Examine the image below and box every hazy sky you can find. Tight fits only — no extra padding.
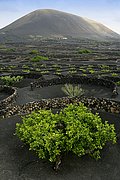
[0,0,120,34]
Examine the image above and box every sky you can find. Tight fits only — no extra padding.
[0,0,120,34]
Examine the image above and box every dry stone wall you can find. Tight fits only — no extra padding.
[0,85,17,113]
[0,75,119,118]
[2,96,120,118]
[33,75,116,90]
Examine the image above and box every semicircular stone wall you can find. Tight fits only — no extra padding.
[1,75,120,118]
[0,85,17,114]
[33,75,116,90]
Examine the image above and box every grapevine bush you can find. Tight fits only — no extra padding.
[78,49,92,54]
[31,55,49,62]
[16,103,116,169]
[0,75,23,86]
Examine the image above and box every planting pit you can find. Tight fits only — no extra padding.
[16,83,112,105]
[0,91,10,101]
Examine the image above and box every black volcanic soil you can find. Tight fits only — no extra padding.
[0,39,120,179]
[0,112,120,180]
[16,84,112,105]
[0,82,120,179]
[0,91,9,101]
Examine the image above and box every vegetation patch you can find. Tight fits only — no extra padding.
[111,73,118,77]
[31,55,49,62]
[0,76,23,86]
[78,49,92,54]
[62,84,85,97]
[29,49,39,54]
[116,81,120,86]
[16,103,116,170]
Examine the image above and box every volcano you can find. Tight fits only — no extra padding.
[0,9,119,41]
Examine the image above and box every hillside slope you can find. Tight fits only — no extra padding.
[0,9,119,40]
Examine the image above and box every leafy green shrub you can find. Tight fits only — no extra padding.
[54,72,61,75]
[78,49,92,54]
[101,69,111,73]
[111,73,118,77]
[7,65,16,70]
[22,69,30,73]
[89,69,95,74]
[31,55,49,62]
[41,70,49,74]
[88,65,94,68]
[0,76,23,86]
[16,103,116,170]
[29,49,39,54]
[69,70,77,74]
[116,81,120,86]
[22,65,29,69]
[79,68,86,73]
[99,65,110,69]
[62,84,84,97]
[52,64,60,68]
[82,73,87,76]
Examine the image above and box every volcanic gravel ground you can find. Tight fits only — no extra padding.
[0,81,120,179]
[16,84,113,105]
[0,92,9,101]
[0,112,120,180]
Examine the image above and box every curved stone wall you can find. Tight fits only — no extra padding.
[0,75,119,118]
[33,75,116,90]
[0,86,17,111]
[11,72,42,79]
[2,96,120,118]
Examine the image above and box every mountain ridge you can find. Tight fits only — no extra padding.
[0,9,119,41]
